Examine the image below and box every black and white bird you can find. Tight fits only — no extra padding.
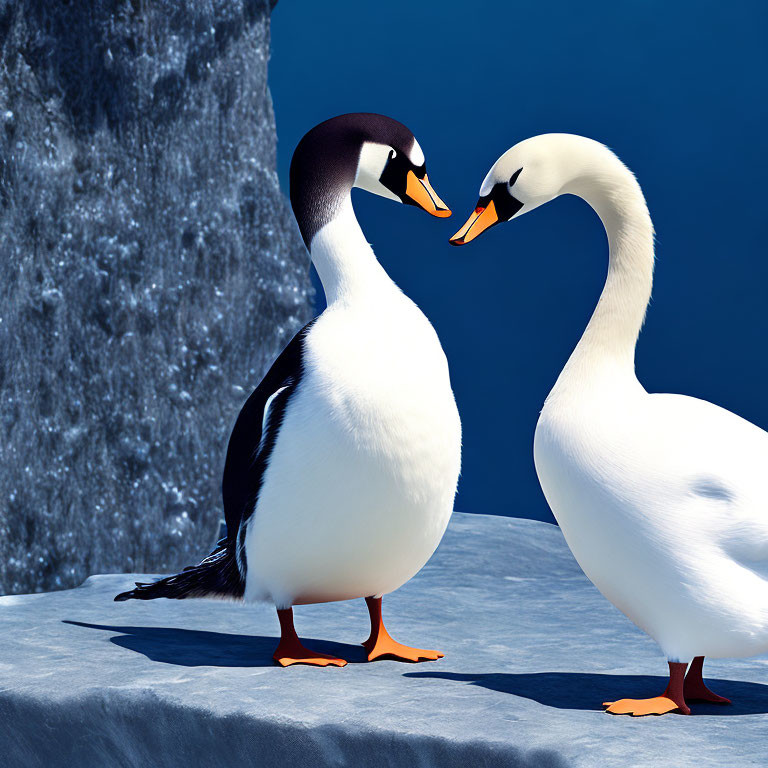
[116,114,462,667]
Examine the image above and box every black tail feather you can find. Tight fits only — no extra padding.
[114,539,245,602]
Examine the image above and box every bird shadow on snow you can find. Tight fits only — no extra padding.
[403,671,768,716]
[62,621,369,667]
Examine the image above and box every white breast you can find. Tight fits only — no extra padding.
[534,379,768,661]
[243,293,462,608]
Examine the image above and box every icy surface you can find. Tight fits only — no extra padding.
[1,513,767,767]
[0,0,312,594]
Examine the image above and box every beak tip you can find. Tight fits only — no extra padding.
[434,208,452,218]
[448,237,465,246]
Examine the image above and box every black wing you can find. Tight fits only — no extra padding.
[221,320,316,547]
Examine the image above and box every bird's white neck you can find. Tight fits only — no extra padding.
[552,148,654,395]
[309,197,396,307]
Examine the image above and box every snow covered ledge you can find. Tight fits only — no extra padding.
[2,513,767,767]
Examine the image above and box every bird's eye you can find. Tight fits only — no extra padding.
[509,168,523,187]
[389,149,397,160]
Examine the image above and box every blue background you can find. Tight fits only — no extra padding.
[270,0,768,522]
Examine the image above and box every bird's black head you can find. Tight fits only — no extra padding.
[290,113,451,248]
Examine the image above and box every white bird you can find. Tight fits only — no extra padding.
[117,114,462,668]
[451,133,768,715]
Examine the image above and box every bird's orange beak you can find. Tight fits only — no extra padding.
[449,200,499,245]
[404,171,452,217]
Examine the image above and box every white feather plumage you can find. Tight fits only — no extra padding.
[483,134,768,663]
[244,197,461,608]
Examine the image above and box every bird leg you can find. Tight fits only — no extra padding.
[272,607,347,667]
[603,661,691,716]
[684,656,731,703]
[362,596,444,663]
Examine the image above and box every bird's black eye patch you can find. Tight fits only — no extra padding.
[509,168,523,187]
[379,148,425,200]
[481,179,524,221]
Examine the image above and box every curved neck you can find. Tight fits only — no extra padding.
[309,197,395,306]
[556,153,654,389]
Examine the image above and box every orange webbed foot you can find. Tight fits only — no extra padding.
[362,596,444,663]
[603,661,691,716]
[603,696,689,716]
[273,642,347,668]
[273,607,347,667]
[363,633,444,663]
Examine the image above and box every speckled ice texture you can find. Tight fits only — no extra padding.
[1,513,767,767]
[0,0,312,594]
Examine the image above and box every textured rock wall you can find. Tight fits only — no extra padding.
[0,0,312,594]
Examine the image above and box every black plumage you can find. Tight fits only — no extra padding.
[114,321,314,602]
[290,113,420,247]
